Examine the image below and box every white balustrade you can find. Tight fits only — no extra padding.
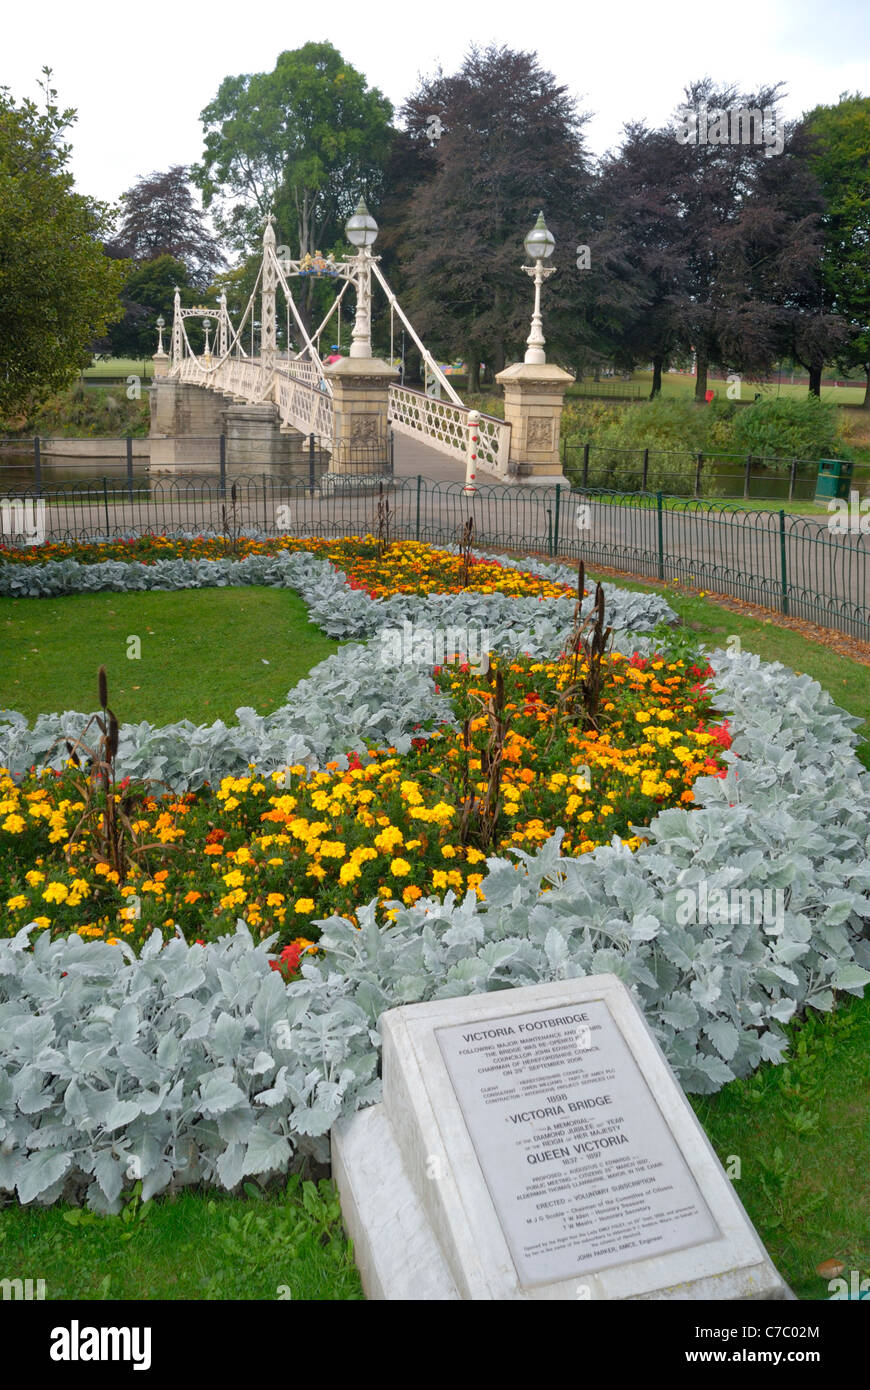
[388,385,511,476]
[171,354,334,444]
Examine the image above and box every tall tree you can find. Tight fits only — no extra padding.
[111,166,223,287]
[193,43,394,265]
[664,79,829,400]
[595,123,691,396]
[397,44,593,388]
[0,70,127,419]
[802,94,870,407]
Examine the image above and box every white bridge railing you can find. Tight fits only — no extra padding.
[388,386,511,476]
[273,369,334,442]
[173,355,334,444]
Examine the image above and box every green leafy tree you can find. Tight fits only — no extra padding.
[94,255,195,360]
[803,94,870,407]
[193,42,394,267]
[0,70,127,419]
[662,79,830,402]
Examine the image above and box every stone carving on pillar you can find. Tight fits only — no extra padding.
[527,416,554,449]
[351,416,380,443]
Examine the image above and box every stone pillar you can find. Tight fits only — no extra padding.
[152,350,170,379]
[148,378,225,468]
[323,356,397,476]
[495,361,575,484]
[222,402,327,479]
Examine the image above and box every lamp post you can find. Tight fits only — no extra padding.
[202,317,212,362]
[522,212,556,365]
[218,293,228,358]
[156,315,165,355]
[344,198,378,358]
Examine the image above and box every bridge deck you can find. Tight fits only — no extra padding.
[392,431,502,485]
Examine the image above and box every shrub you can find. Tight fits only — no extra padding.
[730,396,845,464]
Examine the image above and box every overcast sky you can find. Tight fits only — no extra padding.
[4,0,868,211]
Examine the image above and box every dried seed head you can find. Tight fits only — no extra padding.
[98,666,108,708]
[107,712,119,761]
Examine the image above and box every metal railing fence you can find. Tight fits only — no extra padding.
[563,442,869,502]
[0,475,867,642]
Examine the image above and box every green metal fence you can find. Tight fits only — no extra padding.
[562,442,869,503]
[1,473,867,641]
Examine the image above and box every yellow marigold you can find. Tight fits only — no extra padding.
[6,895,27,912]
[219,889,246,909]
[374,826,404,852]
[390,857,411,877]
[319,840,346,859]
[42,882,69,904]
[294,898,315,914]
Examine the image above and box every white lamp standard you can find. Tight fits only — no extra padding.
[344,198,378,358]
[155,315,166,354]
[202,317,212,363]
[522,212,557,365]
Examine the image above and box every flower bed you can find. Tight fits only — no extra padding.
[0,536,868,1211]
[1,650,729,950]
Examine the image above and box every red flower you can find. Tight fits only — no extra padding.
[270,941,304,980]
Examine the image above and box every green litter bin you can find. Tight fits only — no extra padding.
[814,458,853,501]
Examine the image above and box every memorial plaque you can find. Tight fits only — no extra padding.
[332,975,793,1300]
[435,997,719,1286]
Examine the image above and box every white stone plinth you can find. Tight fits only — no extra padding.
[332,975,794,1301]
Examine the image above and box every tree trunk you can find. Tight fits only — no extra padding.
[862,367,870,409]
[467,351,480,393]
[650,356,663,399]
[694,351,709,402]
[808,363,822,398]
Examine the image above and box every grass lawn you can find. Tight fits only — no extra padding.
[83,359,154,380]
[0,587,338,727]
[618,370,869,408]
[692,993,870,1300]
[0,1175,363,1301]
[572,489,836,517]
